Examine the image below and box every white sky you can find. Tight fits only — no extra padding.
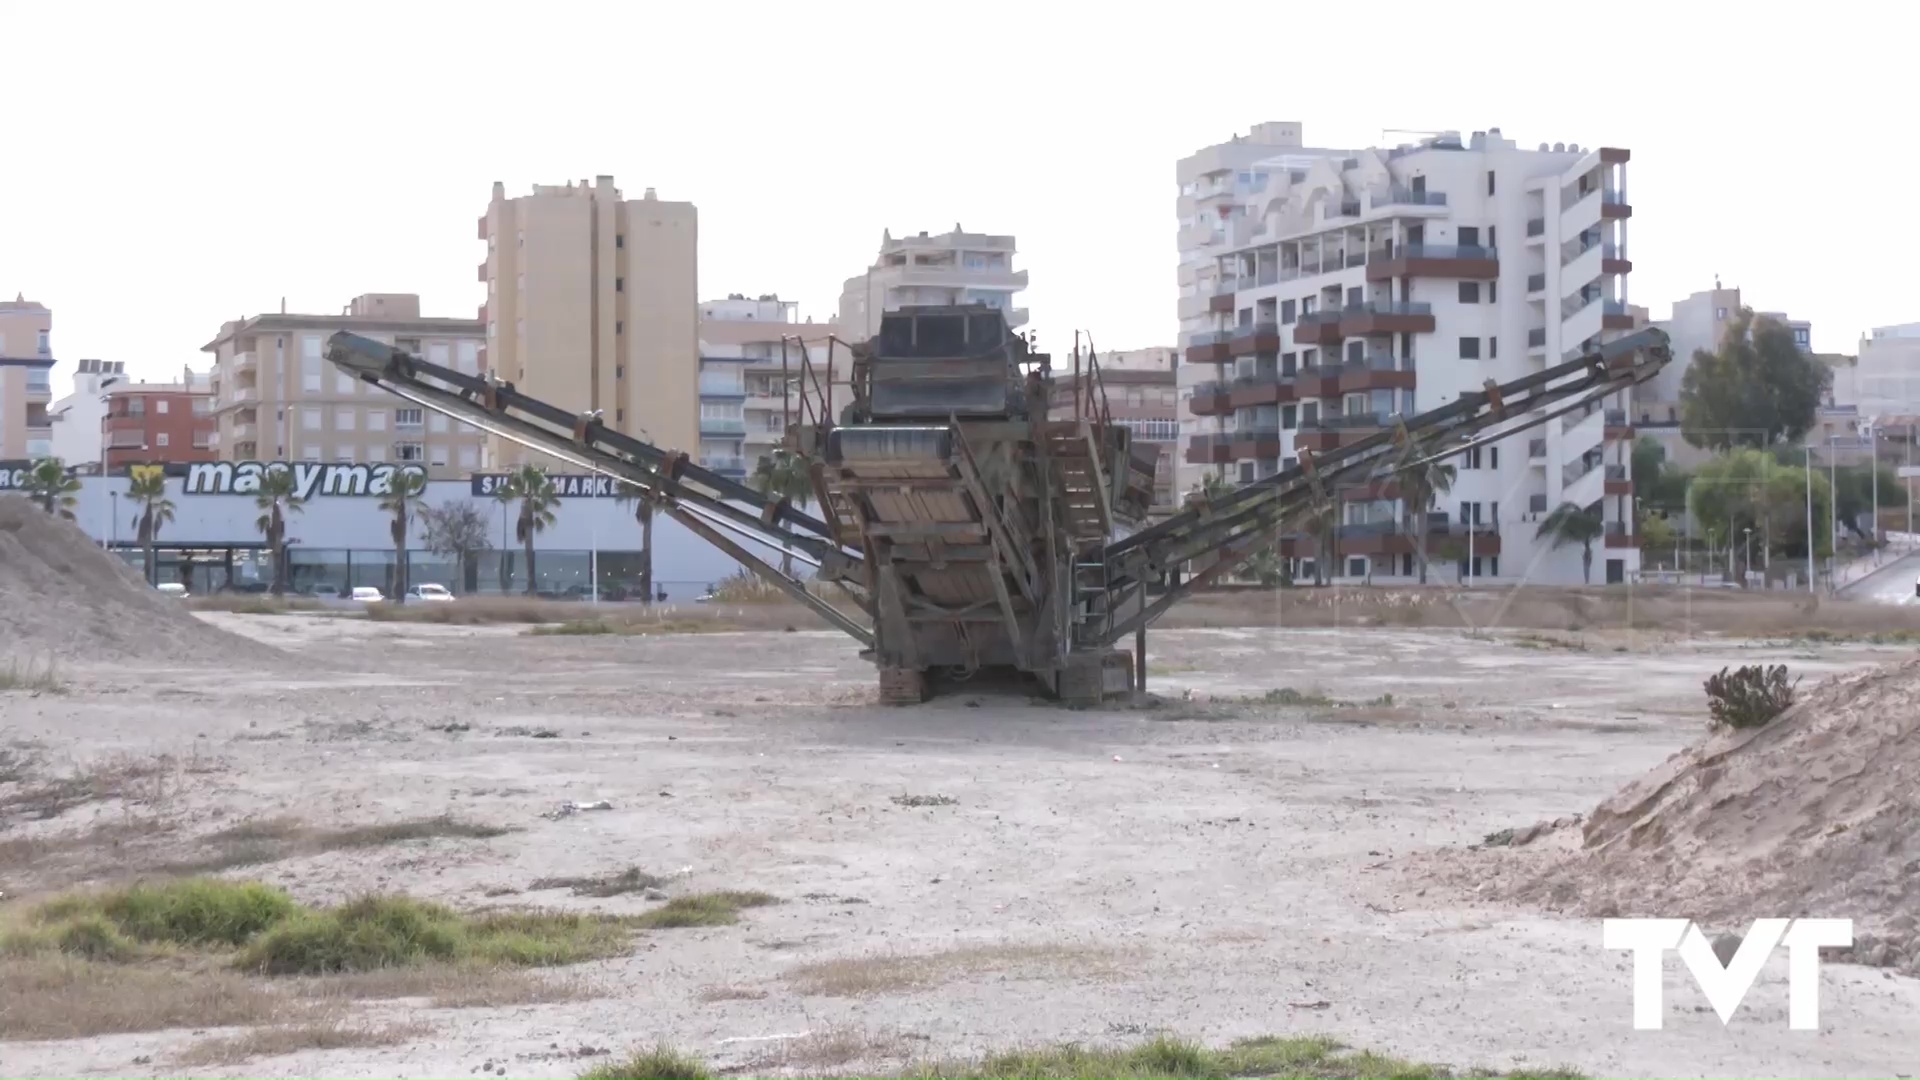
[4,1,1912,396]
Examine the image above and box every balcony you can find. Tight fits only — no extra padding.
[1601,300,1636,331]
[24,374,51,400]
[1604,408,1634,441]
[1600,242,1633,276]
[477,261,488,283]
[1527,273,1546,294]
[1335,353,1417,394]
[1338,301,1435,337]
[700,417,747,436]
[1189,381,1231,416]
[1184,330,1232,364]
[1604,463,1633,496]
[1291,311,1344,346]
[1228,372,1297,408]
[1604,520,1639,548]
[1230,425,1283,460]
[698,374,748,398]
[1295,412,1390,453]
[1365,244,1499,282]
[1601,190,1633,220]
[1528,327,1547,349]
[231,350,257,374]
[1526,218,1546,238]
[1528,437,1547,461]
[1209,280,1237,314]
[702,456,747,476]
[1372,186,1448,209]
[232,387,257,403]
[1186,433,1233,465]
[1228,321,1281,357]
[477,214,489,241]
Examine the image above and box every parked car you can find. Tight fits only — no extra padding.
[405,584,455,602]
[350,586,385,603]
[155,582,188,598]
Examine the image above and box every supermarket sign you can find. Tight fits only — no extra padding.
[183,461,427,499]
[470,473,630,499]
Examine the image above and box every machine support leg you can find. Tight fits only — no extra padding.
[1134,626,1147,693]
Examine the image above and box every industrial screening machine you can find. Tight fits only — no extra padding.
[327,306,1670,705]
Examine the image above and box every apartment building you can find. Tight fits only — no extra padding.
[696,294,840,477]
[1050,346,1181,515]
[100,368,218,472]
[48,359,127,470]
[837,227,1026,341]
[480,177,698,466]
[1850,323,1920,418]
[200,294,485,477]
[1178,124,1640,585]
[0,295,55,461]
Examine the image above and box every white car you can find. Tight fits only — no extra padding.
[406,584,455,602]
[350,586,385,603]
[156,583,188,598]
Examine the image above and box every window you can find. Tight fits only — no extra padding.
[616,321,624,335]
[1458,282,1480,303]
[430,413,448,433]
[156,433,170,447]
[458,445,478,469]
[616,365,625,378]
[616,235,625,249]
[1281,404,1298,430]
[367,411,387,432]
[301,445,322,462]
[1490,446,1499,469]
[430,446,449,467]
[36,329,50,355]
[457,341,480,373]
[428,342,451,369]
[395,442,425,462]
[395,408,424,428]
[615,277,624,292]
[365,444,386,463]
[1280,299,1297,324]
[301,336,323,391]
[1715,307,1728,319]
[154,399,169,415]
[1486,170,1496,196]
[191,398,211,416]
[336,410,356,431]
[302,407,321,430]
[336,370,356,395]
[1459,337,1481,359]
[1489,336,1498,359]
[1488,280,1497,303]
[1348,557,1367,578]
[128,397,146,416]
[1487,226,1496,249]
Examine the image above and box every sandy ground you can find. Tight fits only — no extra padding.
[4,614,1919,1080]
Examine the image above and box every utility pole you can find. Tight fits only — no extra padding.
[1805,446,1815,595]
[1869,423,1879,560]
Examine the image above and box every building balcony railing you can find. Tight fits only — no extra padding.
[1228,372,1298,408]
[1228,321,1281,357]
[1338,301,1436,336]
[1184,329,1233,364]
[1601,190,1633,219]
[1291,310,1345,346]
[699,418,747,436]
[701,456,746,474]
[1365,244,1498,282]
[1374,186,1448,208]
[1189,380,1231,416]
[1185,433,1234,465]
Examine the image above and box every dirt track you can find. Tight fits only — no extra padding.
[4,613,1919,1079]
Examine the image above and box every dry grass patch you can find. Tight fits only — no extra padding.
[783,942,1115,998]
[158,813,513,876]
[0,953,292,1040]
[694,983,768,1003]
[749,1026,908,1072]
[0,656,65,693]
[0,751,188,823]
[293,965,591,1008]
[530,866,663,897]
[174,1018,431,1066]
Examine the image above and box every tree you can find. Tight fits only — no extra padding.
[614,485,656,604]
[504,464,558,596]
[129,470,176,586]
[419,500,492,595]
[750,450,815,577]
[1631,436,1690,513]
[1680,310,1829,451]
[1536,501,1605,584]
[1432,535,1469,584]
[1639,512,1677,562]
[490,483,516,594]
[1691,449,1832,563]
[379,470,429,602]
[21,457,81,520]
[1392,445,1456,584]
[252,467,304,596]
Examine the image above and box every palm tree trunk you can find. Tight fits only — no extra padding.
[1415,526,1429,585]
[1582,544,1593,584]
[499,551,512,595]
[523,534,537,596]
[269,517,286,596]
[393,525,407,603]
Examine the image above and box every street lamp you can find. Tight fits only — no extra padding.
[1743,527,1753,587]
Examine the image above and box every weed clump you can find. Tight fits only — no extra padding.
[235,894,632,975]
[632,891,779,929]
[1704,664,1798,730]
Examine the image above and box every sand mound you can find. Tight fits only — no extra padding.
[0,495,277,666]
[1516,655,1920,970]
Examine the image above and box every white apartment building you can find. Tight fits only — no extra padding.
[696,294,840,478]
[200,294,486,478]
[837,227,1026,341]
[481,177,698,466]
[1851,323,1920,418]
[0,295,55,461]
[48,358,126,469]
[1177,123,1640,585]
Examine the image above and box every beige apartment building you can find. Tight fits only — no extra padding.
[836,227,1026,341]
[1049,346,1181,514]
[695,295,840,477]
[0,295,56,461]
[200,294,485,477]
[480,176,698,466]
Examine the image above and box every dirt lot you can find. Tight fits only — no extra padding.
[4,608,1919,1079]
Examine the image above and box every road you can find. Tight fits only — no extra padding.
[1840,548,1920,605]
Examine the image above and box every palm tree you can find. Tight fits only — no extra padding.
[1392,445,1457,584]
[615,484,656,604]
[129,470,176,586]
[750,450,815,576]
[253,467,304,596]
[505,464,558,596]
[22,457,81,520]
[379,470,429,602]
[1536,501,1605,584]
[491,483,517,594]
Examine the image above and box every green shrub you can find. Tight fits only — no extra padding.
[1704,664,1798,730]
[235,894,632,975]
